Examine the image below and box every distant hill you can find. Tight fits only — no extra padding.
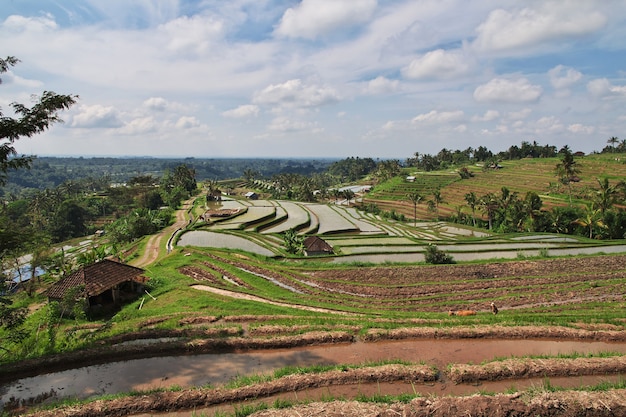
[1,156,336,197]
[364,153,626,220]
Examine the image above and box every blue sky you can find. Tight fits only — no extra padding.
[1,0,625,159]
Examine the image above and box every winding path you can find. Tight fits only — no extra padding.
[131,197,195,268]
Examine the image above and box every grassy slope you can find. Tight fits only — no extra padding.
[364,153,626,220]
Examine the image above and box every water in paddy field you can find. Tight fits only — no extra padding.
[2,338,626,409]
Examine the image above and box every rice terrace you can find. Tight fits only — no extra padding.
[3,152,626,417]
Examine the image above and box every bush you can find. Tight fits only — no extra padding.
[424,244,455,264]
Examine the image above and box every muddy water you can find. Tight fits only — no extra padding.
[2,338,626,408]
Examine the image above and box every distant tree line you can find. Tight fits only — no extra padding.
[1,157,334,199]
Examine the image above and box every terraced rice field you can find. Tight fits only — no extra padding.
[178,249,626,318]
[186,198,626,262]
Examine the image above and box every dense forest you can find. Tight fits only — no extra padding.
[1,157,335,198]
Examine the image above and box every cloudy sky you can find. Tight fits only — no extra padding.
[1,0,625,159]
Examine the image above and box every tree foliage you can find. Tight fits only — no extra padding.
[283,229,304,255]
[0,56,77,186]
[424,244,455,264]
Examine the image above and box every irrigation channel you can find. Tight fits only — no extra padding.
[2,338,626,413]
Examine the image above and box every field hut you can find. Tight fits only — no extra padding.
[244,191,258,200]
[303,236,334,256]
[47,259,148,311]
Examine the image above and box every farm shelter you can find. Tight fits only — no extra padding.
[244,191,258,200]
[303,236,334,256]
[47,259,148,310]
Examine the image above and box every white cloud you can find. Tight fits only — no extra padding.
[402,49,471,80]
[175,116,200,129]
[70,104,123,128]
[548,65,582,89]
[535,116,564,133]
[274,0,377,39]
[473,3,606,54]
[120,116,158,134]
[568,123,595,134]
[365,76,399,95]
[158,14,224,56]
[412,110,464,124]
[587,78,626,98]
[222,104,259,118]
[474,78,543,103]
[0,71,43,88]
[143,97,169,111]
[253,79,340,108]
[3,14,58,32]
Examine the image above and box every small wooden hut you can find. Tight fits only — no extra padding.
[303,236,334,256]
[47,259,148,310]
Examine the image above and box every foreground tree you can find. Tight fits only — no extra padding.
[1,56,77,186]
[1,56,76,340]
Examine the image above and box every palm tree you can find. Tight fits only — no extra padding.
[593,177,619,213]
[406,192,423,226]
[555,147,581,205]
[342,189,355,205]
[479,193,499,230]
[432,189,444,219]
[464,191,478,227]
[607,136,619,152]
[574,203,605,239]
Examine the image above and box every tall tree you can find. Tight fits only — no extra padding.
[607,136,619,153]
[593,177,619,213]
[479,193,499,230]
[431,188,444,219]
[554,146,581,205]
[574,203,605,239]
[1,56,76,341]
[406,192,423,227]
[464,191,479,227]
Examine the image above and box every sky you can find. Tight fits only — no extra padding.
[1,0,625,159]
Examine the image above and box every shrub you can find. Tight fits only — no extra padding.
[424,244,455,264]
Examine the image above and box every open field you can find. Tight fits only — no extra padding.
[4,247,626,416]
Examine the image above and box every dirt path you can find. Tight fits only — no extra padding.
[131,197,195,268]
[192,285,358,315]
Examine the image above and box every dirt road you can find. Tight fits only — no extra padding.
[131,197,196,268]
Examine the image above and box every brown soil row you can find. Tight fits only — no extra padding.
[449,355,626,383]
[252,390,626,417]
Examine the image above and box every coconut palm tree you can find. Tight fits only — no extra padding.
[406,192,423,226]
[431,188,444,219]
[555,146,581,205]
[607,136,619,152]
[573,203,605,239]
[593,177,619,213]
[479,193,499,230]
[464,191,479,227]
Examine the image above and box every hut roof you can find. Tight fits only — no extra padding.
[303,236,333,253]
[47,259,146,299]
